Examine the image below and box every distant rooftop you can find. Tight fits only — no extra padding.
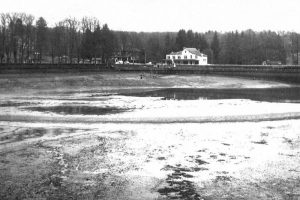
[168,48,206,57]
[183,47,206,57]
[169,51,183,55]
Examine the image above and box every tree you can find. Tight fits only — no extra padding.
[239,29,262,64]
[211,32,220,64]
[290,33,300,64]
[23,14,35,63]
[49,25,63,63]
[15,18,24,63]
[164,33,174,55]
[186,30,194,47]
[0,13,11,63]
[203,48,213,64]
[6,13,19,63]
[59,17,81,63]
[36,17,47,63]
[199,34,209,51]
[0,14,6,63]
[146,35,162,63]
[81,28,93,62]
[220,31,242,64]
[1,11,298,65]
[0,29,4,63]
[81,16,99,32]
[175,29,187,50]
[94,24,102,61]
[100,24,116,64]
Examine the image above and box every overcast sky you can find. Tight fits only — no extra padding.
[1,0,300,32]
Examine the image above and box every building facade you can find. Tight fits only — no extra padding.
[112,48,144,64]
[165,47,208,65]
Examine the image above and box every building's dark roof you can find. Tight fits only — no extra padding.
[165,58,203,61]
[169,51,182,55]
[168,48,207,57]
[184,47,206,57]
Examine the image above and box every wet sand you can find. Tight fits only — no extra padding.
[0,72,300,199]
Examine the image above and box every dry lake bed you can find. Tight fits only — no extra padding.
[1,72,300,199]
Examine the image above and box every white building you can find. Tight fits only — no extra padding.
[165,47,208,65]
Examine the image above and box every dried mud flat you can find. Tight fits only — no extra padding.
[1,72,300,200]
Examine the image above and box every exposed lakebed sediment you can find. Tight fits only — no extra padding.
[1,73,300,199]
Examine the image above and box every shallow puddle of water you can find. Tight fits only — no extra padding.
[0,127,88,144]
[122,87,300,102]
[0,128,47,144]
[25,106,129,115]
[0,101,35,107]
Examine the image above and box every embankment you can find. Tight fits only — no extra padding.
[1,63,300,84]
[0,64,108,74]
[114,64,300,84]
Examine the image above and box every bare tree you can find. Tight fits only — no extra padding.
[7,13,19,63]
[81,16,99,33]
[23,14,35,63]
[61,17,81,63]
[36,17,47,63]
[0,13,8,63]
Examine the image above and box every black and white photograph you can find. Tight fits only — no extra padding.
[0,0,300,199]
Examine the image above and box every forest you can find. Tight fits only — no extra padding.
[0,12,299,65]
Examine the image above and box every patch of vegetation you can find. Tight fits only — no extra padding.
[0,101,34,107]
[252,139,268,145]
[0,128,47,143]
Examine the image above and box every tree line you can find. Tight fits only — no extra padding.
[0,13,116,64]
[0,12,299,65]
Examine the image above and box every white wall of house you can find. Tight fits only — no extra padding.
[166,48,207,65]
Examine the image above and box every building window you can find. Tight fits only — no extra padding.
[190,55,193,59]
[184,56,187,59]
[172,56,175,59]
[178,56,181,59]
[195,56,198,59]
[167,56,170,59]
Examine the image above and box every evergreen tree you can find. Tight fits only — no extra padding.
[203,48,213,64]
[211,32,220,64]
[199,34,209,51]
[100,24,115,64]
[164,33,174,54]
[186,30,194,47]
[81,28,93,62]
[175,29,187,50]
[146,36,162,62]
